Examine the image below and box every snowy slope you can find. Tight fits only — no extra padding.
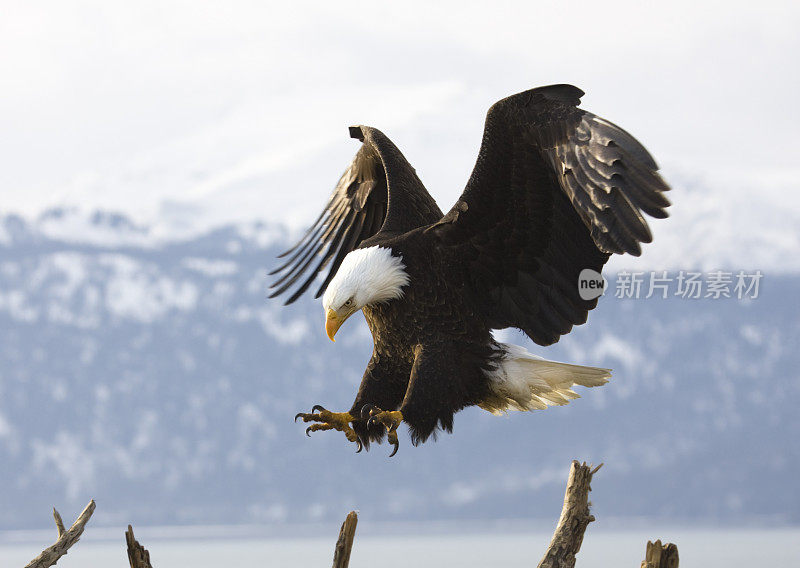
[0,210,798,529]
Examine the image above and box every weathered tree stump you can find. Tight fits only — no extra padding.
[126,525,154,568]
[641,539,679,568]
[332,510,358,568]
[537,461,600,568]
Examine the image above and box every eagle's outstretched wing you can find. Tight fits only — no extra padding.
[432,84,670,345]
[269,126,442,304]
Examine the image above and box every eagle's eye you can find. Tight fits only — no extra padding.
[344,298,353,308]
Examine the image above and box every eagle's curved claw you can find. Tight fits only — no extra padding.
[360,403,378,420]
[389,437,399,457]
[305,426,313,437]
[355,439,363,453]
[312,404,326,414]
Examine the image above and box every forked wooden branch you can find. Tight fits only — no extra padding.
[24,500,96,568]
[537,461,601,568]
[332,510,358,568]
[126,525,155,568]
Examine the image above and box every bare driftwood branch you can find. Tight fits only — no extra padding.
[126,525,155,568]
[332,510,358,568]
[537,461,601,568]
[24,500,96,568]
[641,539,679,568]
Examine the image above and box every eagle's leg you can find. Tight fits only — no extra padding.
[361,404,404,457]
[294,405,362,451]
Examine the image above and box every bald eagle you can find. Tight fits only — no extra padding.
[271,85,670,455]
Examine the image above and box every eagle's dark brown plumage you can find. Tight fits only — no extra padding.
[271,85,670,454]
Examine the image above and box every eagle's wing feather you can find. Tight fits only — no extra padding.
[270,126,441,304]
[432,84,670,345]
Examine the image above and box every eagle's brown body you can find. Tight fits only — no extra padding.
[272,85,670,451]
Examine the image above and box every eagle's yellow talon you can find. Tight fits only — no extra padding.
[295,406,358,447]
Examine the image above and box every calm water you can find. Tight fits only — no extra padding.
[3,525,799,567]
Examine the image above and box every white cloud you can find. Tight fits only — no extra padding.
[1,0,798,268]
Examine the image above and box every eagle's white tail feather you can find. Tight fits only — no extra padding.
[479,343,611,415]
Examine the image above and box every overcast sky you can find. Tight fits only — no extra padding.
[1,0,798,233]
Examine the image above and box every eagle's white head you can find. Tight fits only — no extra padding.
[322,246,409,341]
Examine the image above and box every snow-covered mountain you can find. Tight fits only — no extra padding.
[0,208,797,530]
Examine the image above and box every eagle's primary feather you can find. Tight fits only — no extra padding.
[272,84,670,451]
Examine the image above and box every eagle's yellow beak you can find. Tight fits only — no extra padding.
[326,309,343,342]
